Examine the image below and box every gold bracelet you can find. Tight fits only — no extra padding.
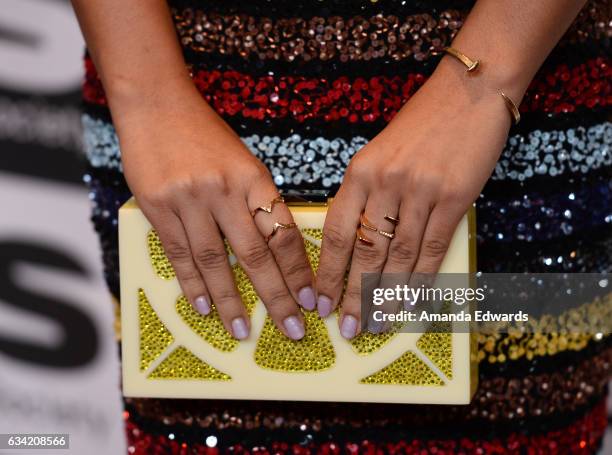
[499,90,521,125]
[443,46,521,125]
[443,46,480,72]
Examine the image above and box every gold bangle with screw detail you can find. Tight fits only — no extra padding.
[442,46,521,125]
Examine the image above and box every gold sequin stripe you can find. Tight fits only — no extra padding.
[125,344,611,429]
[172,1,611,63]
[477,292,612,364]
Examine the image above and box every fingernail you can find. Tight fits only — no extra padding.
[298,287,316,311]
[231,317,249,340]
[194,296,211,315]
[340,315,358,339]
[317,295,333,318]
[283,315,305,340]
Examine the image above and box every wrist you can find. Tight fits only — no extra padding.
[424,55,519,126]
[105,69,199,125]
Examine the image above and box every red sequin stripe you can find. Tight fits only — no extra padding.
[84,57,611,122]
[125,399,608,455]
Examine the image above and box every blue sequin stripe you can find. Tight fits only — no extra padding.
[81,115,611,187]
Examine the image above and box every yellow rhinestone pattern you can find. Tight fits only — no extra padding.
[301,228,324,241]
[175,264,258,352]
[478,292,612,364]
[147,229,176,280]
[139,288,174,371]
[350,331,397,355]
[254,310,335,372]
[301,229,322,272]
[360,351,444,386]
[148,346,231,380]
[417,332,452,379]
[176,295,238,352]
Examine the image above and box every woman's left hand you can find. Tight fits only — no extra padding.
[315,61,516,339]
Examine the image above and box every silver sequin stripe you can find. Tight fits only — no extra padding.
[82,115,611,186]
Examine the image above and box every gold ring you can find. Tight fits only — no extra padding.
[378,230,395,239]
[384,215,400,225]
[358,213,396,244]
[266,221,297,242]
[251,196,285,217]
[359,213,378,232]
[356,227,375,246]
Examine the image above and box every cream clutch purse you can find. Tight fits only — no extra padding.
[119,197,477,404]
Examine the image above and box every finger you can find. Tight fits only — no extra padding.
[379,195,430,314]
[316,180,367,319]
[179,205,250,340]
[340,192,400,338]
[215,199,306,340]
[140,205,210,314]
[249,189,315,311]
[412,202,465,275]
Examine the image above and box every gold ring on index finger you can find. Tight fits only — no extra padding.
[251,196,285,217]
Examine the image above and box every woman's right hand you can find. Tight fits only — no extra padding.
[114,84,314,341]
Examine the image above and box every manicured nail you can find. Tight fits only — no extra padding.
[298,287,316,311]
[231,317,249,340]
[194,296,211,315]
[317,295,333,317]
[283,316,305,340]
[340,315,358,339]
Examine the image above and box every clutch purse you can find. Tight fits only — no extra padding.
[119,196,477,404]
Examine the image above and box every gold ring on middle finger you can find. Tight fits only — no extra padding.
[266,221,298,243]
[359,213,396,241]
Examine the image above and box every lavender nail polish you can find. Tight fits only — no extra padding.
[231,317,249,340]
[283,316,305,340]
[298,287,316,311]
[340,315,358,339]
[317,295,333,317]
[194,296,211,315]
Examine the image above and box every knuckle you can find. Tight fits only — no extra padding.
[270,226,302,251]
[343,286,362,303]
[213,289,241,307]
[142,187,173,209]
[200,170,230,196]
[353,241,386,266]
[346,156,369,182]
[409,171,443,195]
[264,288,291,310]
[388,239,418,264]
[194,247,227,270]
[282,259,312,282]
[322,224,352,252]
[240,243,273,270]
[164,241,192,262]
[250,163,272,181]
[422,237,449,258]
[317,262,346,290]
[378,164,404,183]
[177,270,202,284]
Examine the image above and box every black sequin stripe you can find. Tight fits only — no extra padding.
[481,167,611,199]
[168,0,476,19]
[80,101,612,142]
[181,40,609,78]
[124,393,606,448]
[479,335,611,378]
[477,225,612,273]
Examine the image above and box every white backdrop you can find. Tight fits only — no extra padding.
[0,0,125,453]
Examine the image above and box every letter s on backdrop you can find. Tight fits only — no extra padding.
[0,0,83,94]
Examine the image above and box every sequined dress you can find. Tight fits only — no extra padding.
[81,0,612,453]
